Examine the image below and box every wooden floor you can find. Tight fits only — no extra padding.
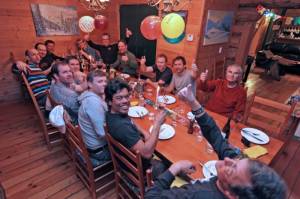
[0,68,299,199]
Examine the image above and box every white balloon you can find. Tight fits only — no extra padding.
[78,16,95,33]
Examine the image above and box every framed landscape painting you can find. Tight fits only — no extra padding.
[203,10,234,46]
[31,4,79,36]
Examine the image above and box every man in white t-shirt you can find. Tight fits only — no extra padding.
[163,56,198,95]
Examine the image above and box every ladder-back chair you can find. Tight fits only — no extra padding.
[64,119,115,199]
[21,72,62,149]
[243,93,296,140]
[106,133,152,199]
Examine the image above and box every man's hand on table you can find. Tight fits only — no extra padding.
[169,160,196,176]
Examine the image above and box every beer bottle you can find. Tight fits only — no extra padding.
[222,117,231,139]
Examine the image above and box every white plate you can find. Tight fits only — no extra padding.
[128,106,149,118]
[241,128,270,144]
[202,160,218,179]
[187,112,195,120]
[149,124,175,140]
[157,95,176,105]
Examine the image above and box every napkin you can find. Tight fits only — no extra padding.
[243,145,268,159]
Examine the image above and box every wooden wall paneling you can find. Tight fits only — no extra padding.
[196,0,239,77]
[0,0,107,105]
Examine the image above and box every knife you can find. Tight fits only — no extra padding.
[241,130,264,142]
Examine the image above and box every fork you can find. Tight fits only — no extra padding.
[242,129,259,136]
[135,111,143,118]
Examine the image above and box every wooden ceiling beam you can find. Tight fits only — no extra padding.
[239,2,300,9]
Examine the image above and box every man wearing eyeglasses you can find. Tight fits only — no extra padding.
[145,85,286,199]
[197,64,246,122]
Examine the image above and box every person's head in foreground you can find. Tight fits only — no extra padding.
[87,70,107,96]
[172,56,187,74]
[225,64,243,86]
[105,78,131,115]
[173,84,287,199]
[216,157,286,199]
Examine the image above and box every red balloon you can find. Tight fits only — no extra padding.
[140,16,161,40]
[94,15,108,30]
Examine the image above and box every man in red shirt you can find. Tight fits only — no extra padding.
[197,64,246,122]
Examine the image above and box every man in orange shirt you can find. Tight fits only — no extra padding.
[197,64,246,122]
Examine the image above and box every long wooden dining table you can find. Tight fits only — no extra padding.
[131,86,284,180]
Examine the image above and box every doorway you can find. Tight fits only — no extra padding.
[120,4,158,65]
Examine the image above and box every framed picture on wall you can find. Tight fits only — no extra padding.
[203,10,234,46]
[31,4,79,36]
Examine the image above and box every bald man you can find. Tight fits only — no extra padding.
[197,64,246,122]
[16,49,51,107]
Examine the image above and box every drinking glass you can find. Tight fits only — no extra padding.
[148,112,155,121]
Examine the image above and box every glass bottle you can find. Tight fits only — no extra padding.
[222,117,231,139]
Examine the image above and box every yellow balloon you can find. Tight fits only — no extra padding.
[161,13,185,39]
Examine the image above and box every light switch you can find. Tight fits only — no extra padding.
[187,34,193,41]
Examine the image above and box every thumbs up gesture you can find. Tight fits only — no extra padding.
[200,69,208,82]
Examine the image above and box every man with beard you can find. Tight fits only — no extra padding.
[162,56,198,95]
[110,40,138,76]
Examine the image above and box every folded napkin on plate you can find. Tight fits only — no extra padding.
[243,145,268,159]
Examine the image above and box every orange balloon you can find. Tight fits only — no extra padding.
[140,16,161,40]
[94,15,108,30]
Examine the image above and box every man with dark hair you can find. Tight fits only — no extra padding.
[163,56,198,95]
[78,70,110,166]
[145,85,287,199]
[110,40,138,76]
[50,61,79,123]
[44,39,64,62]
[35,42,53,70]
[83,28,132,65]
[105,79,167,178]
[76,38,103,69]
[140,54,173,87]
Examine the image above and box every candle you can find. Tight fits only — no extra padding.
[156,86,160,108]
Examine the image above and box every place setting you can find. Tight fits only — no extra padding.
[149,123,176,140]
[128,106,149,118]
[240,127,270,145]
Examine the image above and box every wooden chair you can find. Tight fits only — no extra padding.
[212,56,226,80]
[21,73,62,149]
[243,93,296,140]
[46,91,72,159]
[106,133,152,199]
[64,119,115,199]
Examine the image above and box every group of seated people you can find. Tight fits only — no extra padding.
[11,32,286,199]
